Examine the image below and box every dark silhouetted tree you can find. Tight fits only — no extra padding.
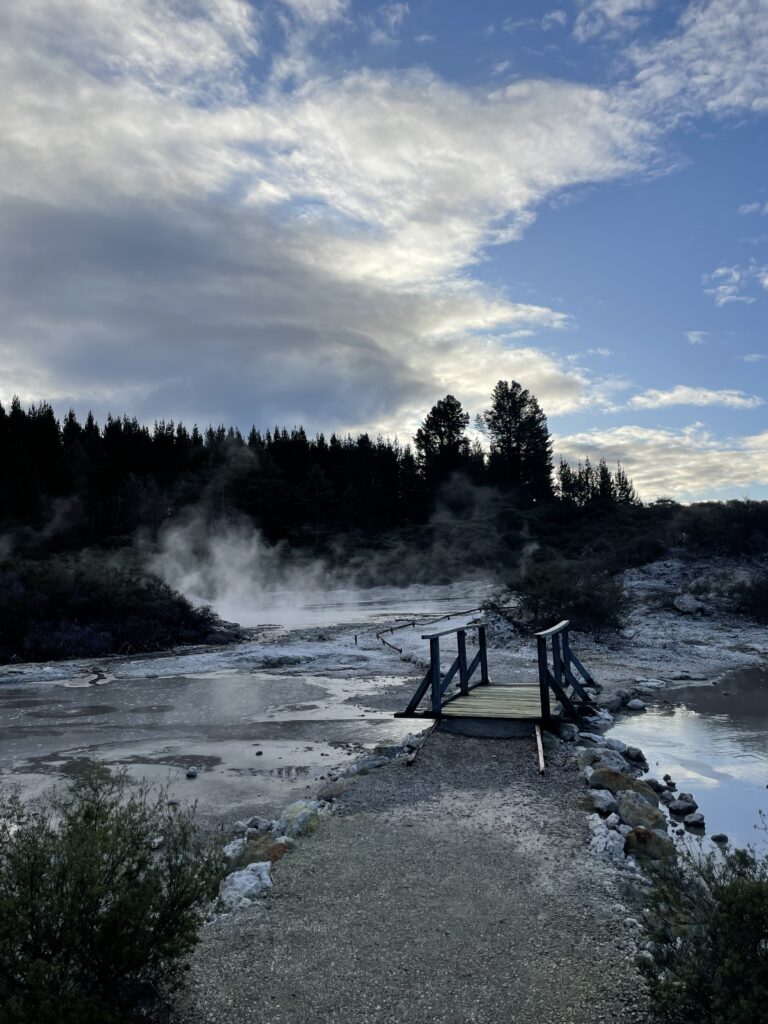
[414,394,471,488]
[477,380,553,503]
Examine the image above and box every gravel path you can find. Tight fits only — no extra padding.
[174,732,651,1024]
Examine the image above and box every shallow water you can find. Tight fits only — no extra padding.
[607,666,768,848]
[0,582,494,819]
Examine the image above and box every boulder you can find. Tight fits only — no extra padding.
[684,812,705,829]
[673,594,707,615]
[599,695,623,713]
[245,816,272,833]
[617,791,668,832]
[559,723,580,742]
[589,768,659,805]
[625,746,647,763]
[659,790,676,805]
[592,749,631,773]
[578,749,600,768]
[578,732,607,747]
[219,861,272,911]
[281,799,324,838]
[624,827,675,864]
[668,794,698,816]
[591,789,619,815]
[711,833,729,845]
[605,737,628,754]
[626,699,646,712]
[646,778,667,793]
[605,812,621,830]
[223,837,246,860]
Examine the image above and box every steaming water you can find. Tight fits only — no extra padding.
[607,666,768,848]
[0,582,493,820]
[215,580,496,628]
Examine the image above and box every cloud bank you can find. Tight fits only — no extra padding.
[0,0,766,498]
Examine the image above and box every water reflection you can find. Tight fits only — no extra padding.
[608,667,768,847]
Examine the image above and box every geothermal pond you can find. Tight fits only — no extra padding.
[607,666,768,849]
[0,582,493,823]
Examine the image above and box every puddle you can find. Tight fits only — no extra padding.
[607,666,768,847]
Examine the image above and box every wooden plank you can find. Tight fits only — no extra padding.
[442,712,544,720]
[534,620,570,639]
[535,724,545,774]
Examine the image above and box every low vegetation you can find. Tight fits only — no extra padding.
[0,765,224,1024]
[0,554,219,663]
[639,838,768,1024]
[501,554,627,631]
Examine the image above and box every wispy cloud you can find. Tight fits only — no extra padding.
[369,2,409,45]
[629,385,764,410]
[743,353,767,363]
[542,10,568,31]
[685,330,707,345]
[280,0,349,25]
[574,0,657,42]
[703,263,768,306]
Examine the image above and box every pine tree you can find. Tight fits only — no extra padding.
[477,380,553,503]
[414,394,471,487]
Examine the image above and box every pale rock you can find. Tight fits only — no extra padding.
[219,861,272,911]
[223,837,246,860]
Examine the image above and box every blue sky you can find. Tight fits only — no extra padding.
[0,0,766,500]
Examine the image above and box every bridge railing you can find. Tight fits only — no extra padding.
[534,620,595,720]
[395,623,489,718]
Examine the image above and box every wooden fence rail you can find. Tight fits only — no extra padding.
[534,619,595,720]
[395,624,489,718]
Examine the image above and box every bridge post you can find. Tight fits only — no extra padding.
[536,635,551,720]
[430,637,442,714]
[457,629,469,695]
[478,625,490,684]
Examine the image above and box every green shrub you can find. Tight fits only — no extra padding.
[0,765,224,1024]
[638,842,768,1024]
[503,554,627,630]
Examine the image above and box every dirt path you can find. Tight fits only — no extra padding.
[174,733,651,1024]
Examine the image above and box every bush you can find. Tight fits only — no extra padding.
[0,554,219,662]
[638,842,768,1024]
[503,554,627,631]
[0,765,224,1024]
[729,571,768,624]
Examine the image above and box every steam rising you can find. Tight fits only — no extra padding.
[150,516,337,627]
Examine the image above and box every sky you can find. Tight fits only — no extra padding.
[1,0,767,502]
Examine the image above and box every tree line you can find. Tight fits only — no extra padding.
[0,381,637,550]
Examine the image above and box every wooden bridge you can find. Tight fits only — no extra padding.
[395,619,596,737]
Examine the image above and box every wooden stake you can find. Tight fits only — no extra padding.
[535,724,545,775]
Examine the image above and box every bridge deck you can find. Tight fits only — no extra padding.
[441,684,542,720]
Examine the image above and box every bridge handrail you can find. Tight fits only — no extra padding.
[421,622,482,640]
[533,619,570,639]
